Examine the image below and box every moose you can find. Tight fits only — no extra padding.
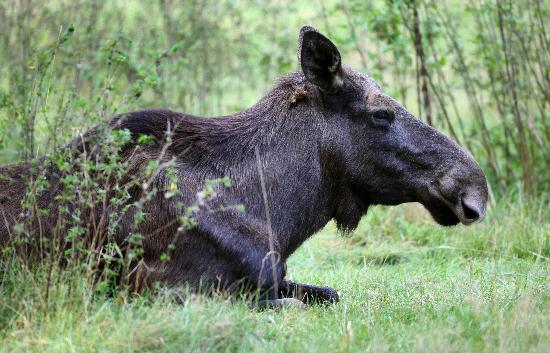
[0,26,488,308]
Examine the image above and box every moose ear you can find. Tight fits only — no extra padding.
[298,26,343,91]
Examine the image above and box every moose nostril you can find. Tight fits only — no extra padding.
[461,196,480,221]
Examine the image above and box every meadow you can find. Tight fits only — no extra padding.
[0,1,548,352]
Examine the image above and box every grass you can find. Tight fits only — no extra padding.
[0,196,548,353]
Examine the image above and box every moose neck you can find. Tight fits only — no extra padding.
[189,73,361,258]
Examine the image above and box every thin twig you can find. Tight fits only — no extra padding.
[255,146,279,297]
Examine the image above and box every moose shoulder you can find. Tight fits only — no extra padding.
[0,26,488,308]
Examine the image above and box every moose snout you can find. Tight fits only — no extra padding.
[457,189,486,224]
[428,157,489,226]
[437,164,489,225]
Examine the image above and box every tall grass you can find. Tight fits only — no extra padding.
[1,197,548,352]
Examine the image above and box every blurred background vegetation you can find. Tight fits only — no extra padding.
[0,0,548,196]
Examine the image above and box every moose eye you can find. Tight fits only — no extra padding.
[370,110,394,127]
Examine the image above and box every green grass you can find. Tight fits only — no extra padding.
[1,197,548,353]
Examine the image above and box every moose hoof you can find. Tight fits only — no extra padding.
[301,285,339,305]
[253,298,308,310]
[319,286,339,304]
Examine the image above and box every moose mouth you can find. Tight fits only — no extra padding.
[423,198,461,226]
[422,189,484,226]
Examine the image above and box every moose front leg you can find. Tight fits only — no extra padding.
[197,211,286,300]
[254,279,339,309]
[280,279,339,305]
[196,212,314,309]
[173,211,335,309]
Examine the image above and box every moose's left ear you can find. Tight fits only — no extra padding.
[298,26,343,91]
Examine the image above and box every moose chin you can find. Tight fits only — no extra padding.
[0,26,488,308]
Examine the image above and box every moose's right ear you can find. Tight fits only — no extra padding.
[298,26,343,91]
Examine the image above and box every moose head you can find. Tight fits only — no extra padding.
[298,26,488,227]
